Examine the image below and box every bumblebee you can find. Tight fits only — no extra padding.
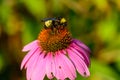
[41,17,67,30]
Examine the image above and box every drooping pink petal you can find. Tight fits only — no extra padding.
[67,49,90,77]
[45,52,54,79]
[25,48,41,68]
[51,53,57,78]
[22,40,39,52]
[68,46,84,60]
[54,52,66,80]
[26,48,42,80]
[58,51,76,80]
[70,43,90,66]
[60,49,67,54]
[73,39,91,53]
[21,47,39,69]
[31,52,46,80]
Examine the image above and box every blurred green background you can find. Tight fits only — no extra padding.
[0,0,120,80]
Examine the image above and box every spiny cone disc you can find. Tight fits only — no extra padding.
[38,28,72,52]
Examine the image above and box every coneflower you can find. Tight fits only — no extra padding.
[21,17,91,80]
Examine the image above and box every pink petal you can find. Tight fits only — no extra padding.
[51,53,57,78]
[22,40,39,52]
[31,52,46,80]
[71,42,90,66]
[60,49,67,54]
[69,46,84,60]
[25,48,41,68]
[26,48,41,80]
[21,47,39,69]
[54,52,66,80]
[67,49,90,77]
[45,53,54,79]
[54,52,76,80]
[58,51,76,80]
[73,39,91,53]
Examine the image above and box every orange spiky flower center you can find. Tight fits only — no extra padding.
[38,27,72,52]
